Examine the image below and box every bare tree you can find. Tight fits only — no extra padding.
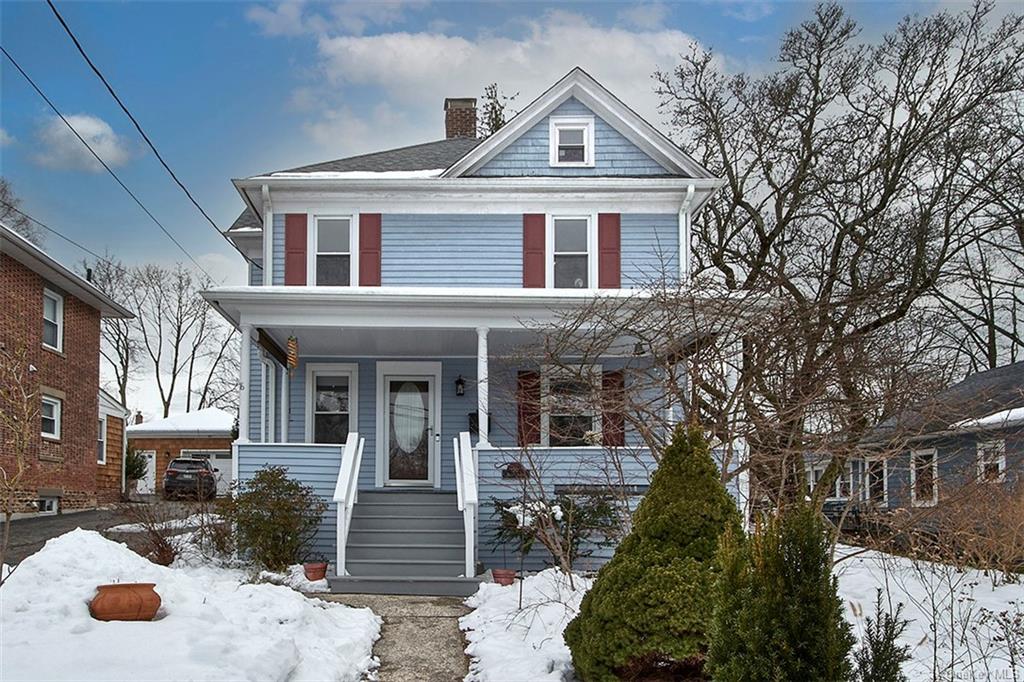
[0,344,37,585]
[85,256,140,406]
[478,82,519,137]
[0,178,44,245]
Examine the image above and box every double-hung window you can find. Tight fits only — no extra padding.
[542,367,601,447]
[313,374,351,444]
[551,217,591,289]
[806,462,853,500]
[315,217,352,286]
[863,457,887,506]
[97,417,107,464]
[977,440,1006,482]
[42,289,63,351]
[549,117,594,167]
[41,395,61,440]
[911,448,938,506]
[260,358,276,442]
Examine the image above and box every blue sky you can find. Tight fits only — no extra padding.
[0,0,974,285]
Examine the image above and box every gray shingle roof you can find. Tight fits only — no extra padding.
[266,137,483,175]
[229,207,261,232]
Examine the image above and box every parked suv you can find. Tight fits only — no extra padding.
[163,458,217,500]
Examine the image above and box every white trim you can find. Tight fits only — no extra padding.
[546,214,598,290]
[976,439,1007,482]
[42,288,64,352]
[910,447,939,507]
[304,362,360,445]
[476,327,489,446]
[280,370,289,443]
[549,116,595,168]
[41,394,62,440]
[539,364,602,448]
[237,324,253,443]
[375,361,442,489]
[805,461,853,501]
[862,456,888,507]
[309,214,358,287]
[259,357,276,442]
[261,184,273,286]
[97,415,107,465]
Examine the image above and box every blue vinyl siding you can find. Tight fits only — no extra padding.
[621,214,679,285]
[473,98,670,177]
[380,215,522,287]
[247,346,261,441]
[272,214,285,285]
[248,259,262,286]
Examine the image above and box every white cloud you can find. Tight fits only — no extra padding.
[0,128,13,146]
[617,3,670,30]
[32,114,135,172]
[717,1,774,23]
[247,0,427,37]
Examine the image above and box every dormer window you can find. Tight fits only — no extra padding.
[315,216,352,286]
[549,116,594,167]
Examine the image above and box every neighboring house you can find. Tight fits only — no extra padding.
[126,408,236,496]
[97,388,130,504]
[0,221,133,515]
[808,361,1023,514]
[204,67,734,594]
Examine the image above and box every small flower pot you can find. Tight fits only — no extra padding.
[303,561,328,581]
[492,568,516,586]
[89,583,161,621]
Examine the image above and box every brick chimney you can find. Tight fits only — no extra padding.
[134,410,144,425]
[444,97,477,139]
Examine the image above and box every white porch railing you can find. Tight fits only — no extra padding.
[332,432,365,576]
[453,431,479,577]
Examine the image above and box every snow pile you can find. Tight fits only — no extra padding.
[505,501,563,527]
[461,551,1023,681]
[266,169,445,179]
[0,530,380,681]
[106,513,221,534]
[461,569,591,682]
[952,405,1024,430]
[258,564,330,593]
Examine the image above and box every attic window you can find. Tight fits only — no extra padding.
[549,117,594,167]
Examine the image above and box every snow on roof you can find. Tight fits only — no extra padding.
[264,169,445,179]
[127,407,234,437]
[952,406,1024,431]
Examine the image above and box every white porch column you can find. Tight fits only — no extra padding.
[238,323,253,443]
[279,368,289,443]
[476,326,490,446]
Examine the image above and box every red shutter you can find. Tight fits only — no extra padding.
[517,370,541,446]
[598,213,621,289]
[523,214,546,288]
[284,214,307,286]
[602,370,625,447]
[359,213,382,286]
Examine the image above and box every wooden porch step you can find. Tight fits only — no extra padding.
[353,501,462,516]
[328,575,482,597]
[347,528,465,545]
[350,514,464,531]
[347,542,464,562]
[345,558,465,578]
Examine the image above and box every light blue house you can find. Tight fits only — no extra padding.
[204,68,731,595]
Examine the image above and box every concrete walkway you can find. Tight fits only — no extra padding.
[319,593,470,681]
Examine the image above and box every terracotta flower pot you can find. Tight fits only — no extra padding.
[303,561,328,581]
[492,568,516,586]
[89,583,161,621]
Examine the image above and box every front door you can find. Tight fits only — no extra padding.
[384,375,435,486]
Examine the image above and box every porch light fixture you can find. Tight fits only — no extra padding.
[633,341,645,356]
[454,375,466,396]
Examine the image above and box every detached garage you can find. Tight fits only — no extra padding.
[126,408,236,496]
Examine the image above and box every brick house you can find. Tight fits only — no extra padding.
[0,222,133,514]
[126,407,235,496]
[97,388,130,504]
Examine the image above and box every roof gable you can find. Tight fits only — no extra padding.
[442,67,713,179]
[471,97,671,177]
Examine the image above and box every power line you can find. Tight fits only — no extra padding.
[0,44,212,278]
[1,200,109,263]
[46,0,252,265]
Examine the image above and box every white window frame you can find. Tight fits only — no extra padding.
[805,461,853,501]
[862,456,888,507]
[304,362,359,444]
[97,415,107,464]
[308,214,358,287]
[539,364,603,448]
[910,447,939,507]
[41,394,62,440]
[259,357,276,442]
[42,288,64,352]
[549,116,595,168]
[976,439,1006,483]
[546,214,598,290]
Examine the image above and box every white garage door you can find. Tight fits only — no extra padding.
[181,450,233,495]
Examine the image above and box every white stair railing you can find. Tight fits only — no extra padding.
[332,432,364,576]
[453,431,478,577]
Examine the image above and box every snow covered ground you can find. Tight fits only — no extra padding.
[0,530,380,682]
[106,512,221,533]
[461,548,1023,682]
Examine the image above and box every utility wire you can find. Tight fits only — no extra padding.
[46,0,255,266]
[0,44,211,277]
[1,200,109,263]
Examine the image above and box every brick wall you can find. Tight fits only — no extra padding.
[127,436,233,493]
[96,414,124,504]
[0,254,101,512]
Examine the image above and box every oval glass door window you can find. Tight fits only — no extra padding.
[394,382,426,452]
